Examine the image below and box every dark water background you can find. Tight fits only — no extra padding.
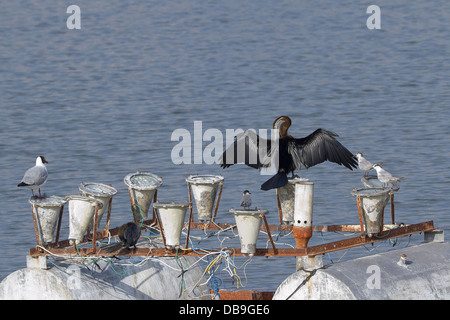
[0,1,448,293]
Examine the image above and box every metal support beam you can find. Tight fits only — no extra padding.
[30,221,435,258]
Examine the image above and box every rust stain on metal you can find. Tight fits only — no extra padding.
[293,226,313,248]
[29,220,435,259]
[261,213,277,252]
[212,182,223,222]
[390,191,395,224]
[213,290,274,300]
[357,195,365,237]
[304,220,435,256]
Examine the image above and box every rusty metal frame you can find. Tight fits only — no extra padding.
[184,202,194,249]
[86,196,113,242]
[31,203,42,247]
[177,221,398,233]
[30,217,435,258]
[276,189,283,224]
[91,203,100,251]
[390,191,395,224]
[261,213,277,252]
[187,182,194,223]
[79,202,101,252]
[212,181,223,222]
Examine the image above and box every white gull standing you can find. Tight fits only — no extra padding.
[240,190,252,210]
[355,152,383,176]
[373,164,404,187]
[18,156,49,199]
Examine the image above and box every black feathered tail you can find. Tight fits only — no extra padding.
[102,242,124,253]
[261,172,288,191]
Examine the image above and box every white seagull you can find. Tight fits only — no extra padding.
[18,156,49,199]
[373,164,404,187]
[240,190,252,210]
[355,152,383,176]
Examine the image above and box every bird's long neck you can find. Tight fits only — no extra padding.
[280,125,294,138]
[273,116,291,138]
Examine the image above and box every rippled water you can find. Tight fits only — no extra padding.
[0,1,449,293]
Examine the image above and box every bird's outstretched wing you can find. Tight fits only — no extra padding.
[219,129,274,170]
[293,129,357,170]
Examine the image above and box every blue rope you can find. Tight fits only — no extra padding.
[206,255,221,300]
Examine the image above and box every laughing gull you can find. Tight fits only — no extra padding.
[17,156,48,199]
[355,152,383,176]
[240,190,252,210]
[373,164,405,186]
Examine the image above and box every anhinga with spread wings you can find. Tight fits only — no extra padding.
[219,116,357,190]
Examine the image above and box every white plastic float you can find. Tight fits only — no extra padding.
[29,196,66,245]
[79,182,117,230]
[124,172,162,222]
[67,195,102,245]
[230,208,268,257]
[352,187,391,237]
[186,174,224,222]
[154,201,190,249]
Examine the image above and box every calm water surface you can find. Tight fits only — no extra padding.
[0,1,449,293]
